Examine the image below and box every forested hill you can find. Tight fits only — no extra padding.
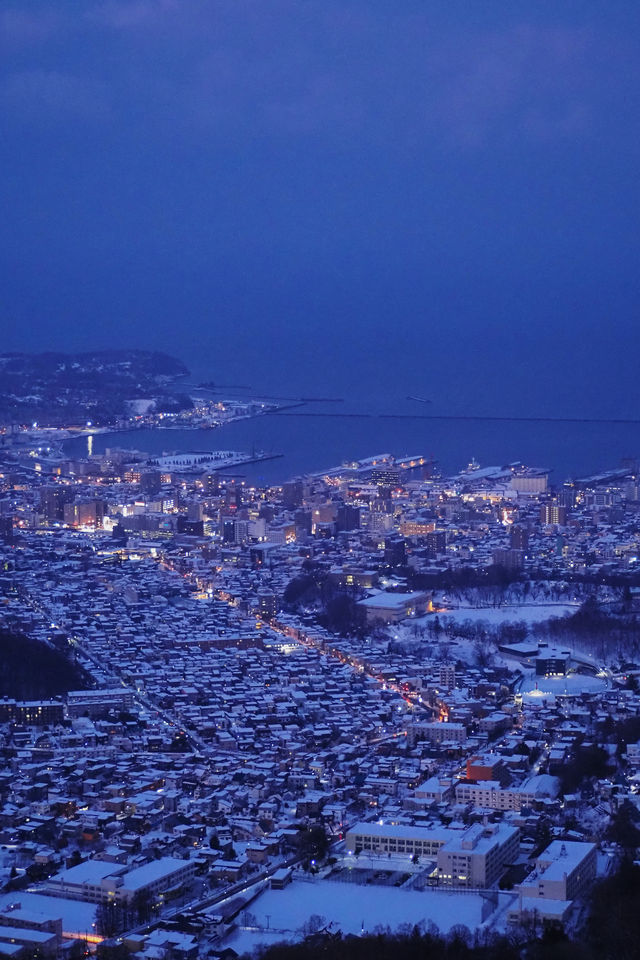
[0,629,91,700]
[0,350,191,425]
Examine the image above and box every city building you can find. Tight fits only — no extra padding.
[541,504,568,526]
[67,688,135,718]
[517,840,597,902]
[357,590,429,624]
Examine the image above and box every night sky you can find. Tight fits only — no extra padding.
[2,1,639,416]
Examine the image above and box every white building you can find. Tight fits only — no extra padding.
[409,721,467,746]
[357,591,429,624]
[345,822,452,859]
[455,774,559,812]
[67,688,135,718]
[46,857,197,905]
[412,777,455,804]
[516,840,597,902]
[345,821,519,888]
[436,822,520,888]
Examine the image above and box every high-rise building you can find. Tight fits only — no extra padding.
[425,530,447,558]
[282,480,304,510]
[336,504,360,531]
[294,509,312,537]
[439,662,456,690]
[557,484,576,508]
[201,472,220,494]
[40,486,75,521]
[139,470,162,495]
[257,590,278,620]
[384,537,406,567]
[369,466,400,486]
[187,501,204,522]
[540,503,567,526]
[63,500,105,528]
[0,517,13,542]
[510,525,529,550]
[221,518,248,544]
[222,518,236,543]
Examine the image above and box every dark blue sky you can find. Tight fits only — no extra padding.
[2,1,639,416]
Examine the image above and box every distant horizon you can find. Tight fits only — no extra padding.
[5,344,640,433]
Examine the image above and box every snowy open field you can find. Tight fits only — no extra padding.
[520,673,608,697]
[438,603,578,626]
[224,877,489,955]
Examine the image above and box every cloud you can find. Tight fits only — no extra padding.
[146,9,607,150]
[426,24,595,147]
[0,2,634,152]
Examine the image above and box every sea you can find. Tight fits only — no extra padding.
[62,391,640,487]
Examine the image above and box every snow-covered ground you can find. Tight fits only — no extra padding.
[438,603,578,626]
[223,876,490,955]
[227,926,296,955]
[0,891,97,936]
[519,673,608,697]
[126,398,156,415]
[147,450,256,469]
